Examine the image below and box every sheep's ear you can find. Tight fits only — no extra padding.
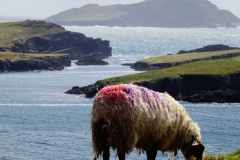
[192,140,199,146]
[192,140,203,146]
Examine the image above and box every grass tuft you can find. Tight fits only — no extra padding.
[203,149,240,160]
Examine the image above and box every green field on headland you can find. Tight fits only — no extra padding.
[99,57,240,85]
[0,20,112,70]
[131,49,240,70]
[0,20,65,48]
[80,48,240,102]
[139,49,240,64]
[0,52,70,72]
[0,52,67,62]
[0,20,71,72]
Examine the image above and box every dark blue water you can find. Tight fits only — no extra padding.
[0,27,240,159]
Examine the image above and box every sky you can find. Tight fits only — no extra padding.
[1,0,240,19]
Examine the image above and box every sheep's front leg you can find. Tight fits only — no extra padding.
[146,149,157,160]
[174,150,179,160]
[117,151,125,160]
[102,148,110,160]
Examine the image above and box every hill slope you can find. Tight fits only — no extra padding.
[46,0,240,28]
[65,49,240,102]
[0,20,112,71]
[0,20,112,60]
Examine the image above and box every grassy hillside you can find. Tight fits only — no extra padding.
[0,52,67,62]
[0,20,66,48]
[138,49,240,65]
[0,20,112,71]
[0,52,70,72]
[99,57,240,85]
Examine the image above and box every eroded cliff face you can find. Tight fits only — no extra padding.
[0,20,112,71]
[135,74,240,103]
[65,73,240,103]
[0,54,71,72]
[9,31,112,61]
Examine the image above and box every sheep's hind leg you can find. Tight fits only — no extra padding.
[146,149,157,160]
[117,150,125,160]
[102,147,110,160]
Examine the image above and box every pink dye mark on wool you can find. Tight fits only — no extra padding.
[97,84,135,107]
[151,90,167,108]
[138,86,154,112]
[137,86,167,111]
[96,84,167,112]
[122,86,135,105]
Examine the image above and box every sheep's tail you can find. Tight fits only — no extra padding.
[92,118,110,159]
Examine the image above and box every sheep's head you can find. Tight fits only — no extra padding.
[181,140,205,160]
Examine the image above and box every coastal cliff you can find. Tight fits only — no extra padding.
[9,31,112,61]
[65,73,240,103]
[65,47,240,103]
[0,20,112,72]
[135,74,240,103]
[0,53,70,72]
[131,45,240,71]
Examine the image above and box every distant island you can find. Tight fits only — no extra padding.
[0,20,112,72]
[65,45,240,103]
[46,0,240,28]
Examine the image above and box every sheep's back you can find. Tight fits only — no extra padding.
[92,84,186,131]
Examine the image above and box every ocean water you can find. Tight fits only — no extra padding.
[65,26,240,64]
[0,26,240,159]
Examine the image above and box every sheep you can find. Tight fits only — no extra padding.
[91,84,205,160]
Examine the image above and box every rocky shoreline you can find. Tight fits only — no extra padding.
[65,45,240,103]
[0,20,112,72]
[10,32,112,62]
[0,54,71,72]
[65,73,240,103]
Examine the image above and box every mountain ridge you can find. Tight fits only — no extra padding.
[46,0,240,28]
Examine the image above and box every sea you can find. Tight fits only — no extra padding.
[0,24,240,159]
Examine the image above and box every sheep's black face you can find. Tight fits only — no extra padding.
[191,141,205,160]
[182,140,205,160]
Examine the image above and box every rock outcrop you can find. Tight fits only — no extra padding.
[177,44,239,54]
[65,73,240,103]
[131,45,240,71]
[0,20,112,71]
[9,29,112,62]
[0,54,71,72]
[65,44,240,102]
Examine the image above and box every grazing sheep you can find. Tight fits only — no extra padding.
[91,84,205,160]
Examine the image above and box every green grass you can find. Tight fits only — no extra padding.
[203,149,240,160]
[99,59,240,85]
[232,56,240,61]
[0,20,66,47]
[0,52,67,62]
[138,50,240,65]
